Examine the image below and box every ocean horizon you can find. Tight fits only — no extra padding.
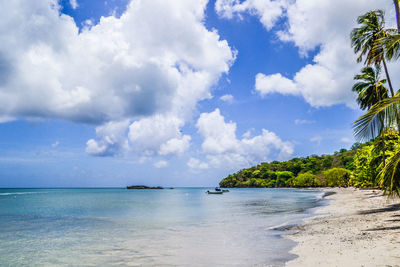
[0,188,326,266]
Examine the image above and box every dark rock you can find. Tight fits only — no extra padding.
[126,185,164,189]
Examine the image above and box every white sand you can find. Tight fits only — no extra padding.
[286,188,400,267]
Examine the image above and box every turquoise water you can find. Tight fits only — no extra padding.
[0,188,324,266]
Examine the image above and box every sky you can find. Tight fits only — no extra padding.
[0,0,399,187]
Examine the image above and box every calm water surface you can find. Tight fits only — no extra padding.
[0,188,325,266]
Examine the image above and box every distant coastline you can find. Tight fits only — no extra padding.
[219,139,393,190]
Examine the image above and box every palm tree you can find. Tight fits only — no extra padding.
[394,0,400,30]
[352,67,388,110]
[351,7,400,197]
[352,66,388,166]
[372,0,400,70]
[351,10,395,96]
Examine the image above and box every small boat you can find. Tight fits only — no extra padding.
[215,187,229,193]
[206,190,223,194]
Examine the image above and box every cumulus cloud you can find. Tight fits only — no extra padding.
[191,109,294,170]
[255,73,299,96]
[69,0,78,9]
[215,0,288,30]
[242,129,253,139]
[197,109,240,155]
[187,157,209,169]
[217,0,400,108]
[127,114,191,157]
[0,0,235,158]
[86,120,130,156]
[159,135,191,156]
[220,94,234,103]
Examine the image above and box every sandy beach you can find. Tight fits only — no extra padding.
[286,188,400,267]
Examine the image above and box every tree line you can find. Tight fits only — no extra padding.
[219,134,399,189]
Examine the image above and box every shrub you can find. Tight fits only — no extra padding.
[276,171,294,180]
[290,172,316,187]
[315,173,328,187]
[322,168,351,187]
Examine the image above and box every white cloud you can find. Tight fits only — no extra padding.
[197,109,241,155]
[294,119,315,125]
[340,137,353,143]
[215,0,287,30]
[193,109,294,170]
[127,114,191,157]
[242,130,252,138]
[219,94,234,103]
[82,19,94,28]
[153,160,168,168]
[187,157,209,169]
[86,120,130,156]
[218,0,399,108]
[255,73,299,96]
[51,141,60,148]
[0,1,235,158]
[310,135,322,145]
[69,0,78,9]
[159,135,191,156]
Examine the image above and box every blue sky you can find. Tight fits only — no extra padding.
[0,0,397,187]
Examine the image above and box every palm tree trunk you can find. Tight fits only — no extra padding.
[394,0,400,30]
[380,132,386,187]
[382,136,386,168]
[382,58,395,96]
[382,58,400,134]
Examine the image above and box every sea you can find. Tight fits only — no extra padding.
[0,188,327,266]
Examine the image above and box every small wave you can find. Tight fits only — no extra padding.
[0,192,45,196]
[314,190,335,201]
[269,223,298,231]
[314,192,326,201]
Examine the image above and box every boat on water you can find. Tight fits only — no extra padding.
[206,190,223,194]
[215,187,229,192]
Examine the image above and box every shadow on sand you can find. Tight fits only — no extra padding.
[364,226,400,231]
[359,203,400,231]
[358,203,400,215]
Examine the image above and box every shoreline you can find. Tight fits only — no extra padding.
[285,188,400,266]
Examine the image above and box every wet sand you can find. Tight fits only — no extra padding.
[286,188,400,267]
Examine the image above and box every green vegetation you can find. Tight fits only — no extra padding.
[219,131,400,189]
[220,149,356,188]
[351,6,400,197]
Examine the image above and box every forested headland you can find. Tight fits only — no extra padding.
[219,129,400,189]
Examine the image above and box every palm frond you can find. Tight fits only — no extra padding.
[351,10,387,66]
[353,96,400,141]
[379,150,400,198]
[352,67,388,111]
[385,33,400,60]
